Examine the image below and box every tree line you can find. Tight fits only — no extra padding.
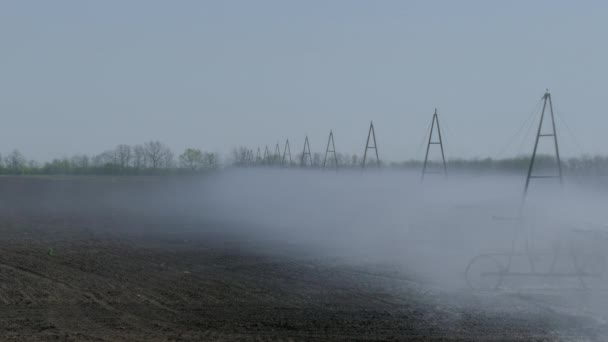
[231,145,608,177]
[1,141,218,175]
[2,141,608,177]
[231,146,366,168]
[394,155,608,177]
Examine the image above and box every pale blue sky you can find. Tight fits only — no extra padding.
[1,1,607,162]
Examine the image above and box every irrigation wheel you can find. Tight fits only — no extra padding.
[465,254,505,290]
[574,252,607,290]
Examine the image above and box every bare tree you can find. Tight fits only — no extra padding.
[144,141,173,169]
[92,150,116,167]
[312,152,321,167]
[144,141,163,169]
[91,154,104,168]
[231,147,249,166]
[132,145,147,169]
[351,154,360,167]
[203,152,218,169]
[6,150,26,174]
[336,153,346,167]
[162,148,175,168]
[71,155,90,169]
[115,144,132,169]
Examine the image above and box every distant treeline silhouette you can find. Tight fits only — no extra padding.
[232,146,608,177]
[0,141,218,175]
[1,142,608,177]
[395,155,608,177]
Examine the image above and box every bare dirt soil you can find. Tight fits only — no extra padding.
[0,176,605,341]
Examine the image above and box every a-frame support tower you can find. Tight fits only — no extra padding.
[301,136,313,167]
[274,143,281,165]
[246,149,255,167]
[323,130,339,169]
[263,145,270,164]
[362,121,380,168]
[282,139,292,166]
[255,147,262,165]
[421,109,447,181]
[523,90,563,199]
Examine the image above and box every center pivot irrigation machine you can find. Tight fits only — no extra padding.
[465,91,608,290]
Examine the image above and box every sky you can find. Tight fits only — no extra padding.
[1,1,607,163]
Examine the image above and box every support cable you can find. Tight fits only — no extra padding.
[496,99,543,158]
[554,106,586,156]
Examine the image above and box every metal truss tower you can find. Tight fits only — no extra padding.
[301,136,313,167]
[421,109,447,181]
[323,130,339,169]
[362,121,380,168]
[282,139,292,166]
[523,90,563,199]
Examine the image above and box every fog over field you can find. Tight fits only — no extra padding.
[2,169,608,339]
[12,169,608,289]
[196,170,607,284]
